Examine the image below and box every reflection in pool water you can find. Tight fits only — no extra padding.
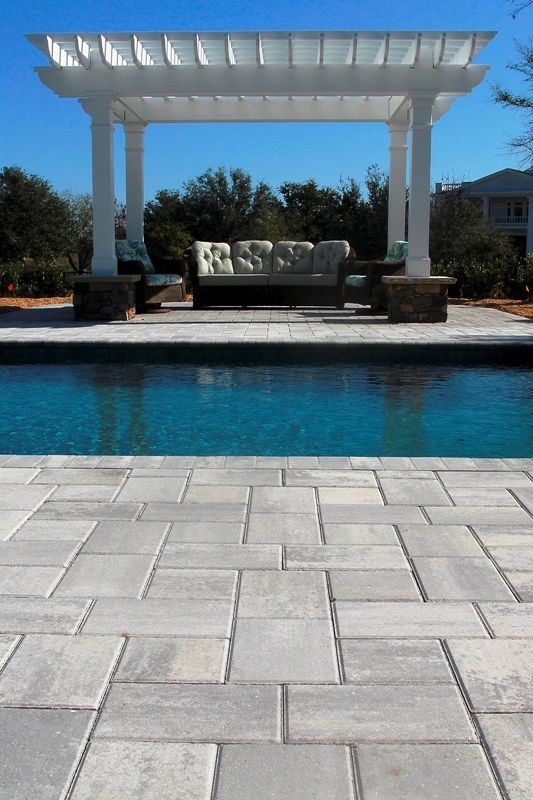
[1,361,531,456]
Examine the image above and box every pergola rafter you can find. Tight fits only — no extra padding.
[27,30,496,278]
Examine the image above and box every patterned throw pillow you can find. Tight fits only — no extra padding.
[115,240,155,273]
[384,241,408,262]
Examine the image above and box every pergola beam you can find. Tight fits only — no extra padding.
[35,63,490,103]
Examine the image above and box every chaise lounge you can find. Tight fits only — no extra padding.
[188,240,353,308]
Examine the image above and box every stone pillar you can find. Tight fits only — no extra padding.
[382,276,456,323]
[527,196,533,255]
[85,97,117,276]
[125,122,146,242]
[387,122,408,249]
[407,96,435,277]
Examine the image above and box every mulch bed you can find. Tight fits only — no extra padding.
[0,295,532,319]
[0,296,73,315]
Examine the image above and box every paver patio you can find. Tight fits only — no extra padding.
[0,456,531,798]
[0,303,532,796]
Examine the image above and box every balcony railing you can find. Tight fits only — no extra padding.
[490,215,529,225]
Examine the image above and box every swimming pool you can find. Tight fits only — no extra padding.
[1,358,532,456]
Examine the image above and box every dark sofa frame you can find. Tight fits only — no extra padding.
[117,258,186,310]
[338,258,406,309]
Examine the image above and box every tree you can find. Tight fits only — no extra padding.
[0,166,73,263]
[279,180,343,241]
[430,192,513,266]
[493,2,533,164]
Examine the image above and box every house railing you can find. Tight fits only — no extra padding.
[490,215,529,225]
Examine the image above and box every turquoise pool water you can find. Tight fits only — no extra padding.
[1,360,532,456]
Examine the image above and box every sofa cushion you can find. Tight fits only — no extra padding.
[233,241,273,274]
[144,273,183,287]
[345,275,367,288]
[384,241,408,262]
[198,274,270,287]
[269,274,337,287]
[115,240,155,273]
[313,241,350,275]
[273,242,314,274]
[191,241,234,275]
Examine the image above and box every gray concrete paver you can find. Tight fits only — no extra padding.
[329,570,421,600]
[340,640,453,684]
[0,565,64,596]
[81,520,168,553]
[0,597,91,633]
[0,634,122,708]
[251,487,317,514]
[229,618,338,683]
[379,478,451,506]
[477,713,533,800]
[167,520,244,543]
[159,543,281,569]
[0,540,80,566]
[146,569,238,600]
[238,571,329,618]
[412,557,515,601]
[323,523,398,545]
[447,639,533,711]
[0,708,94,800]
[70,740,217,800]
[94,683,281,742]
[356,743,502,799]
[54,553,155,597]
[246,512,320,543]
[335,601,488,638]
[115,637,228,682]
[287,684,476,742]
[479,603,533,637]
[285,545,407,570]
[398,524,483,557]
[13,519,95,541]
[214,744,354,800]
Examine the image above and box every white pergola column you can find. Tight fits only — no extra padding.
[85,97,117,276]
[527,196,533,255]
[387,122,408,249]
[124,122,146,242]
[406,96,435,277]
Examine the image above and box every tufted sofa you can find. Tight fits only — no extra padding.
[188,240,352,308]
[115,240,186,310]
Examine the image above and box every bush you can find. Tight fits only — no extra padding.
[433,259,508,299]
[510,254,533,299]
[0,261,69,298]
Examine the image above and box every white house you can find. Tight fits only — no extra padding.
[435,168,533,256]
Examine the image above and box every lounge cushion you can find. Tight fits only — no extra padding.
[384,241,408,262]
[198,274,270,287]
[273,242,314,274]
[313,240,350,274]
[191,242,234,275]
[232,241,273,274]
[345,275,367,288]
[144,273,183,287]
[269,274,337,287]
[115,240,155,273]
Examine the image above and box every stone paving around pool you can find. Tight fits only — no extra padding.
[0,302,531,347]
[0,455,533,798]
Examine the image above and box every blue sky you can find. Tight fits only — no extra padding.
[0,0,530,200]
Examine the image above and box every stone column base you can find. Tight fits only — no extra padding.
[382,276,456,323]
[72,276,141,321]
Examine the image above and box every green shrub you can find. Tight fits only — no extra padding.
[511,254,533,300]
[433,259,508,299]
[0,261,69,298]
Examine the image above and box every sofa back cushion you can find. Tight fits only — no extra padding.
[384,241,408,262]
[273,242,314,274]
[191,241,233,275]
[313,240,350,274]
[115,240,155,273]
[232,241,273,274]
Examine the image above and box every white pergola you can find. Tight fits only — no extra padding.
[28,30,495,277]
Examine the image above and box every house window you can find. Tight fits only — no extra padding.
[514,201,524,219]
